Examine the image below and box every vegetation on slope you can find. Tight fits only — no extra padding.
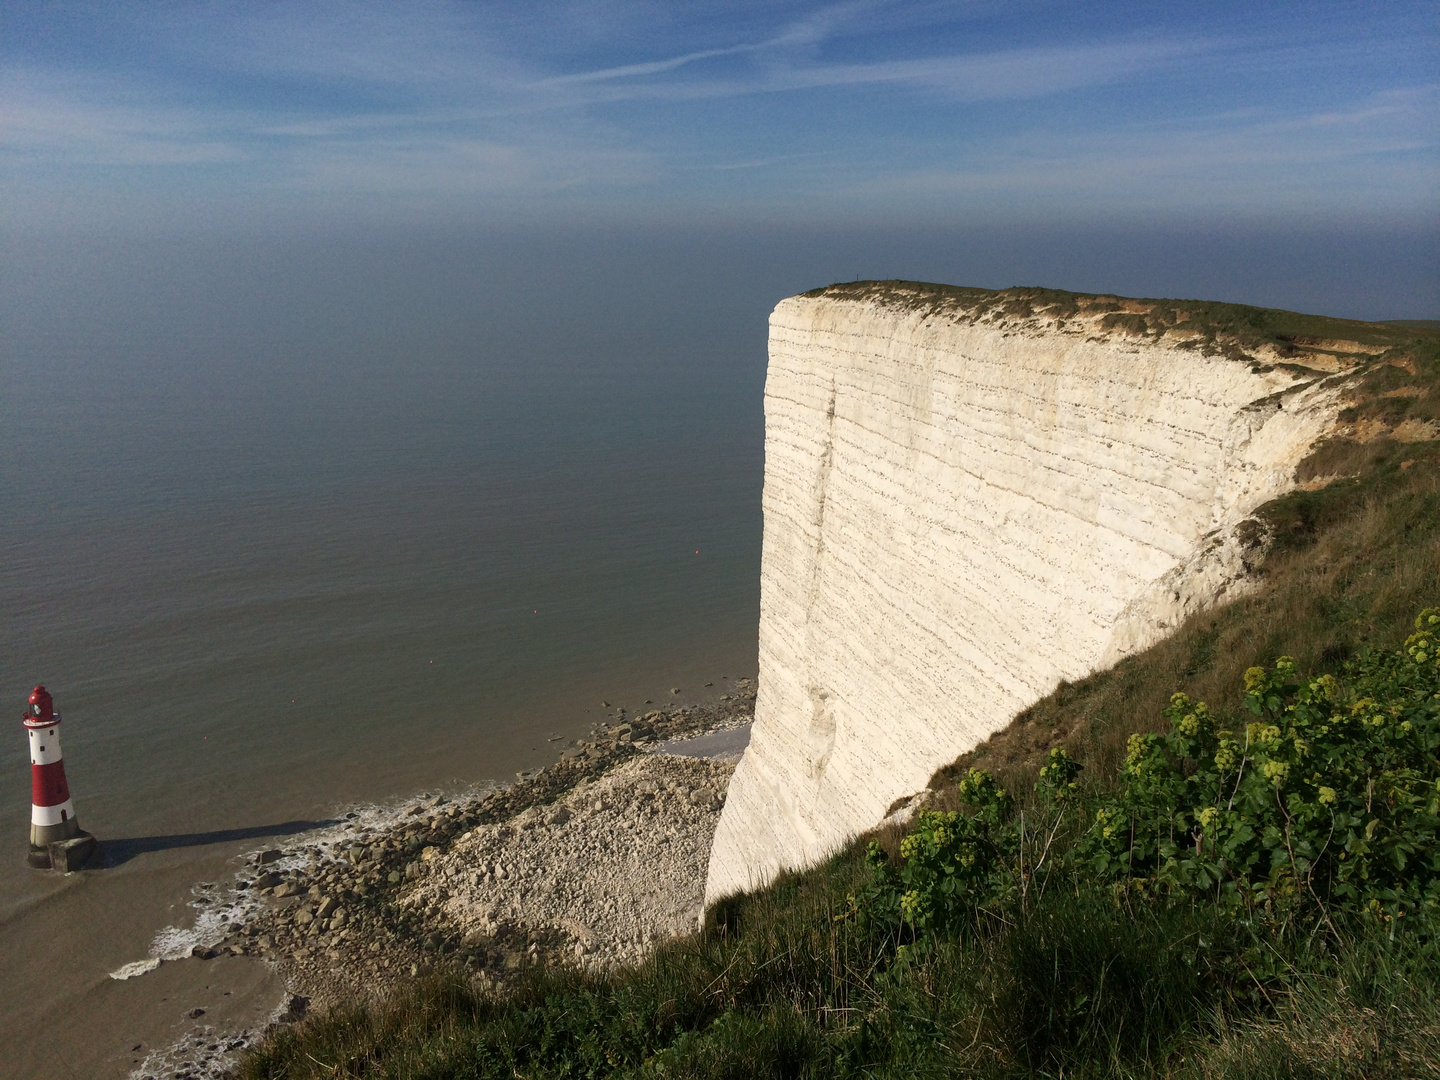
[240,302,1440,1079]
[802,280,1436,372]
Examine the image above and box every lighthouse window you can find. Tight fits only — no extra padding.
[61,810,67,821]
[39,745,45,752]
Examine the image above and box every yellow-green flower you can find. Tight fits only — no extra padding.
[1124,733,1155,774]
[1245,722,1281,750]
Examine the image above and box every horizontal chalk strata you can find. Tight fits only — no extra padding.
[705,287,1346,904]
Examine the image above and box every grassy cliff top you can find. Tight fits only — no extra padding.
[800,280,1440,371]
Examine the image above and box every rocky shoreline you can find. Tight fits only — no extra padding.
[131,686,753,1080]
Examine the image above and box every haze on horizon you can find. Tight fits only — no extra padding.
[2,0,1437,344]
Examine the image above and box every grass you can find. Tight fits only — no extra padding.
[240,879,1440,1078]
[799,281,1437,368]
[238,296,1440,1079]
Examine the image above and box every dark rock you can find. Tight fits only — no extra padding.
[47,833,100,872]
[278,995,309,1022]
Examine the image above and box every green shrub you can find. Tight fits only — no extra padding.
[865,608,1440,946]
[1076,608,1440,930]
[861,748,1081,936]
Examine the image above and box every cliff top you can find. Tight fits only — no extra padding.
[799,280,1440,373]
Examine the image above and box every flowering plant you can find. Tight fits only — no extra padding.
[864,748,1081,935]
[1077,608,1440,930]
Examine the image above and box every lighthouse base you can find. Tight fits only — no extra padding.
[31,812,81,849]
[28,831,100,872]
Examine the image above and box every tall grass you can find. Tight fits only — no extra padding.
[241,877,1439,1078]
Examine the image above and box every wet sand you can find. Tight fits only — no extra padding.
[0,845,284,1079]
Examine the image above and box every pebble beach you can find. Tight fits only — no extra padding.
[125,686,755,1080]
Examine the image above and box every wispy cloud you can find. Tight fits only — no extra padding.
[1,1,1435,226]
[536,0,883,87]
[2,72,248,167]
[842,84,1440,215]
[535,44,758,88]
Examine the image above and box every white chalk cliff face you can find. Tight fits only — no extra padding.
[705,286,1350,906]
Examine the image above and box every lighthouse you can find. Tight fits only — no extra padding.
[24,686,98,871]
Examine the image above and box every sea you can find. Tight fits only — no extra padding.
[0,229,768,1077]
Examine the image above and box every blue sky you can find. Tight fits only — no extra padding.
[4,1,1436,231]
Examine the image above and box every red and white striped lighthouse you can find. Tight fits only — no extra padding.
[24,685,95,870]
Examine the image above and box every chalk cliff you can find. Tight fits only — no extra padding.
[705,283,1355,905]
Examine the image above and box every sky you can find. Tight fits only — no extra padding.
[4,0,1436,230]
[0,2,1437,318]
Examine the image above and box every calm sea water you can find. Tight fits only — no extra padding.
[0,237,767,912]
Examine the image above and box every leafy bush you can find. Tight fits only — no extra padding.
[867,608,1440,944]
[1077,608,1440,930]
[861,748,1081,936]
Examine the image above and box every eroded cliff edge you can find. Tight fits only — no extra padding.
[705,282,1364,905]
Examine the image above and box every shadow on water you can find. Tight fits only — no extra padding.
[100,820,341,867]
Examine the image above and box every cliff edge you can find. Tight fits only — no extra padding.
[705,282,1367,905]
